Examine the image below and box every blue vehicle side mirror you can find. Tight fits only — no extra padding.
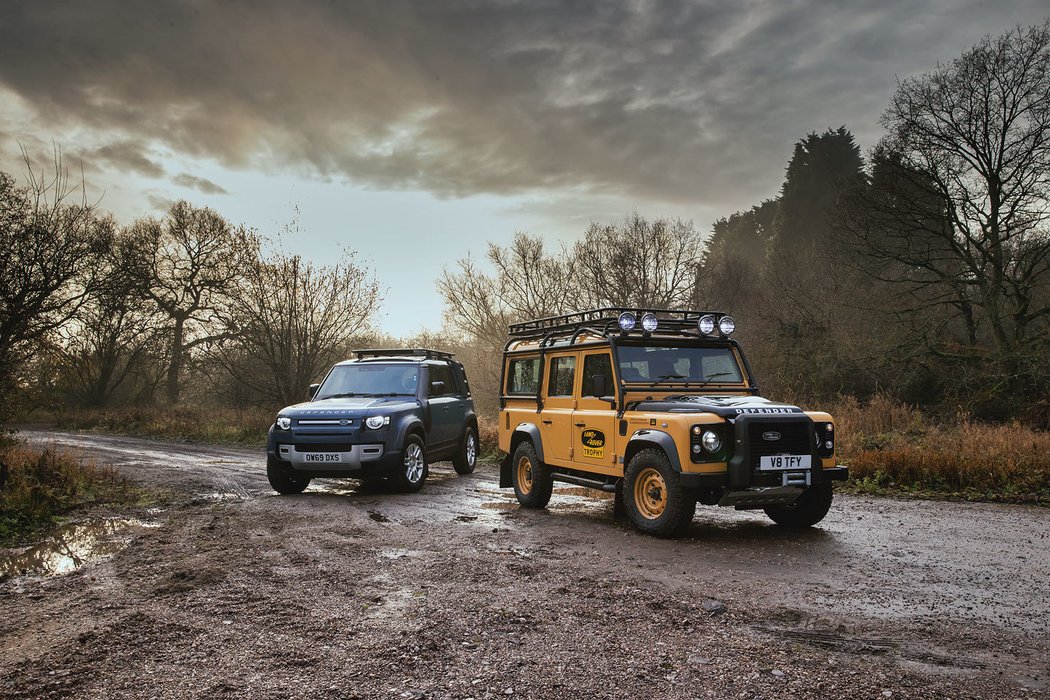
[308,383,320,399]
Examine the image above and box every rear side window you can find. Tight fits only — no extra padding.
[507,357,540,395]
[455,363,471,396]
[548,356,576,397]
[428,364,455,396]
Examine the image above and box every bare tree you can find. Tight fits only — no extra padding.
[123,201,255,403]
[0,154,112,418]
[439,233,577,348]
[573,214,703,308]
[49,248,165,407]
[217,244,382,406]
[858,21,1050,356]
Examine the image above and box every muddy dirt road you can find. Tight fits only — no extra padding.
[2,431,1048,699]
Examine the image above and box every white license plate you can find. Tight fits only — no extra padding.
[304,453,343,463]
[759,455,811,470]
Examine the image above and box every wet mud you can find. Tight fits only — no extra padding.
[0,429,1047,698]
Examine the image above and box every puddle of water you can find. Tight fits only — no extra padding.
[0,518,157,579]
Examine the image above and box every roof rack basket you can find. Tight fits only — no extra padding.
[507,307,726,342]
[354,348,454,360]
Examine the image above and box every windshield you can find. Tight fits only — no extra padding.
[617,345,744,385]
[316,363,419,399]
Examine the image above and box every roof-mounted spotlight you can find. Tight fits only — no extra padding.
[698,314,716,335]
[718,315,736,336]
[641,313,659,333]
[618,312,636,332]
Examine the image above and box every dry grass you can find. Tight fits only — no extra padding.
[52,406,274,447]
[830,394,1050,503]
[477,416,501,460]
[0,446,145,543]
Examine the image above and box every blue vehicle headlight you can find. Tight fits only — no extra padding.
[365,415,390,430]
[276,416,291,430]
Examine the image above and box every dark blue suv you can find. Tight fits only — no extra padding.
[266,349,479,494]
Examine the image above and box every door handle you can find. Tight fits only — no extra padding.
[574,422,586,427]
[541,420,553,425]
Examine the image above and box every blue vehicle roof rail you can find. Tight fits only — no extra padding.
[354,348,455,360]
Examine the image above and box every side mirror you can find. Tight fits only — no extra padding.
[429,380,446,395]
[589,374,607,397]
[308,383,320,399]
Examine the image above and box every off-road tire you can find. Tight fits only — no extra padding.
[267,455,310,495]
[511,441,553,509]
[623,449,696,538]
[764,482,833,528]
[453,425,479,475]
[393,434,428,493]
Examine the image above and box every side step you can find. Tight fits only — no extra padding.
[718,486,803,510]
[551,472,618,493]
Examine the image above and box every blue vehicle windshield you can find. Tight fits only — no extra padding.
[316,364,420,399]
[617,345,743,384]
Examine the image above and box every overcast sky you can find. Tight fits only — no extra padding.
[1,1,1047,335]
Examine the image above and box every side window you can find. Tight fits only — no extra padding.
[455,363,471,397]
[428,364,454,396]
[506,357,540,395]
[547,356,576,397]
[581,353,613,397]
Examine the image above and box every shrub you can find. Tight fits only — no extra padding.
[0,446,141,543]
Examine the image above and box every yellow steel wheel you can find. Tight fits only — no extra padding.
[633,467,668,520]
[517,455,534,495]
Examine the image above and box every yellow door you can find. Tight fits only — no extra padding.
[540,352,577,464]
[572,351,620,476]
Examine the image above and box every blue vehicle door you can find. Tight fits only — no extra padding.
[425,363,459,448]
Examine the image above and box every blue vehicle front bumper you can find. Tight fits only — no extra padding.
[268,426,404,477]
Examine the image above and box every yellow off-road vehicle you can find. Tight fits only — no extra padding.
[497,308,848,537]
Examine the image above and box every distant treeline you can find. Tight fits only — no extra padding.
[3,21,1049,427]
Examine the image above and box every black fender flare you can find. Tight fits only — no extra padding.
[500,423,545,488]
[462,410,479,438]
[394,416,427,454]
[624,429,683,472]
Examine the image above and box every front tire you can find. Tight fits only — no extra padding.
[267,455,310,495]
[393,434,428,493]
[623,449,695,538]
[511,441,552,509]
[764,483,833,528]
[453,426,478,475]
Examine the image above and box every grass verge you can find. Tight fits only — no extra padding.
[832,395,1050,505]
[45,406,272,447]
[0,444,153,545]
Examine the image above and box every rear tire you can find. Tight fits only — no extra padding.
[267,455,310,495]
[511,441,552,509]
[453,425,478,475]
[764,483,833,528]
[393,434,428,493]
[623,449,695,538]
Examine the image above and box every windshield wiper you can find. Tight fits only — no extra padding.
[693,371,732,390]
[318,392,361,399]
[358,392,413,397]
[649,373,687,388]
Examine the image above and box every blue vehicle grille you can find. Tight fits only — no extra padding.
[293,443,352,452]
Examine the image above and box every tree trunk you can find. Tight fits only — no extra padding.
[166,318,185,404]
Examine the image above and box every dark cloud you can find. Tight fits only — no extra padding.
[85,141,165,178]
[172,172,228,195]
[0,0,1045,210]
